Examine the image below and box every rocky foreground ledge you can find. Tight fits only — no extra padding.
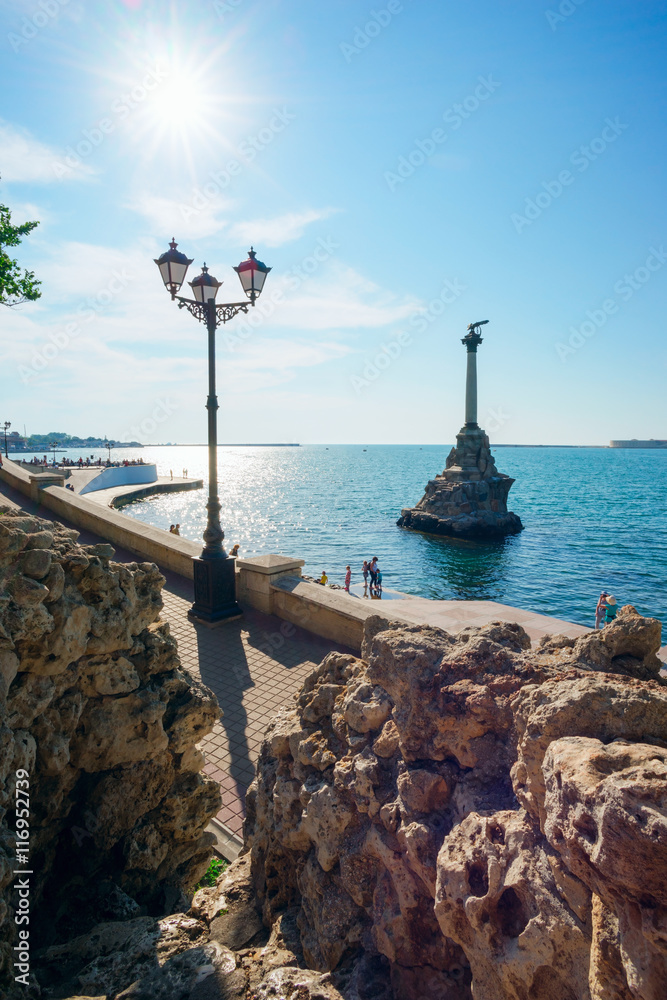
[0,512,222,997]
[1,509,666,1000]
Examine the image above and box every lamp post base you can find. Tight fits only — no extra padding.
[188,556,242,625]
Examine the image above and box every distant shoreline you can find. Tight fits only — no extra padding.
[493,444,608,448]
[10,442,667,451]
[144,443,302,447]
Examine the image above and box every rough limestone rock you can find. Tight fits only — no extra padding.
[543,736,667,1000]
[36,913,237,1000]
[0,512,222,994]
[242,604,666,999]
[397,425,523,540]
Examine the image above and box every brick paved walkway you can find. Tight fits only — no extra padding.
[162,577,352,840]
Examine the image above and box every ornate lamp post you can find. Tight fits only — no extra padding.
[49,440,60,467]
[154,239,271,624]
[2,421,10,458]
[104,438,114,465]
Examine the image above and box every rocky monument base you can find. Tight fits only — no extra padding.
[398,424,523,540]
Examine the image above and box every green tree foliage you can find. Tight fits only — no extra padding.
[0,203,41,306]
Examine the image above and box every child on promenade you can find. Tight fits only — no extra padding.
[320,571,328,586]
[595,591,608,629]
[362,560,369,588]
[604,596,617,625]
[344,566,351,592]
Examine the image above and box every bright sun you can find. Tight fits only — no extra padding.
[112,35,251,177]
[128,54,235,173]
[148,70,210,128]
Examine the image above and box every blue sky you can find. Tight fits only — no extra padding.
[1,0,665,445]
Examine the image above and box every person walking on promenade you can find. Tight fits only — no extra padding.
[362,560,369,591]
[344,566,351,592]
[320,571,328,586]
[595,591,609,629]
[169,524,176,534]
[174,524,181,536]
[604,595,618,626]
[376,567,383,596]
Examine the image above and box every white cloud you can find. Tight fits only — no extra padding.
[228,209,338,248]
[263,262,421,331]
[0,120,94,184]
[20,240,420,341]
[228,336,350,378]
[2,199,45,221]
[127,201,337,247]
[127,193,233,240]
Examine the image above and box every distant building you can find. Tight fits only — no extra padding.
[610,439,667,449]
[6,432,28,451]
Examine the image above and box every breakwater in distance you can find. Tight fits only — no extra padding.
[16,445,667,640]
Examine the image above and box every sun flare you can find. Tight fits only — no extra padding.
[122,49,241,177]
[146,68,212,130]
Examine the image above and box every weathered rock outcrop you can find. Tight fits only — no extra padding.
[0,512,222,994]
[239,607,666,999]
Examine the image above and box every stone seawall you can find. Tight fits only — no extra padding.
[0,459,200,579]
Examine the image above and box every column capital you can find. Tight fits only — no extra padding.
[462,332,483,352]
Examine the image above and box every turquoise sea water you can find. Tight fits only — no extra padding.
[19,445,667,640]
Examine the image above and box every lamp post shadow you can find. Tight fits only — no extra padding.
[193,621,255,792]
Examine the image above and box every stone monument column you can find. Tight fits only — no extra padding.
[397,319,523,539]
[463,323,484,428]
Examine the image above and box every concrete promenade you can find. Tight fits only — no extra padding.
[64,468,203,507]
[75,475,203,508]
[360,593,590,644]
